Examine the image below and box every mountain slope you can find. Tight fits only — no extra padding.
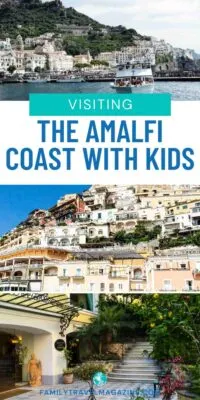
[0,1,150,56]
[0,1,104,37]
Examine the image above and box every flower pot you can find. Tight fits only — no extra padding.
[63,373,74,384]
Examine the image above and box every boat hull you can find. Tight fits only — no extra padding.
[56,78,85,83]
[25,80,47,83]
[111,83,154,93]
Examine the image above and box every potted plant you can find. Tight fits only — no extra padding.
[63,368,74,384]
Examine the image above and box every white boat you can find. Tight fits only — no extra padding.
[56,76,85,83]
[111,62,154,93]
[25,79,47,83]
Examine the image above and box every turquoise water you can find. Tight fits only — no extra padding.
[0,81,200,100]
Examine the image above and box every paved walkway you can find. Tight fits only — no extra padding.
[5,381,178,400]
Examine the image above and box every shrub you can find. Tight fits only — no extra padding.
[186,364,200,395]
[74,362,113,380]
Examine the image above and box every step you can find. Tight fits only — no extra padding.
[110,372,157,377]
[126,354,152,357]
[128,347,152,350]
[129,347,153,350]
[114,369,159,374]
[123,361,156,364]
[131,344,152,346]
[115,366,160,370]
[128,348,153,352]
[124,353,150,360]
[123,357,155,364]
[108,376,156,383]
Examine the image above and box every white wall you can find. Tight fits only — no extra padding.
[0,306,66,384]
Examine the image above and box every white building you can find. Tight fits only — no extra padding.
[138,206,166,221]
[0,51,15,72]
[25,33,55,47]
[88,209,116,224]
[0,38,12,51]
[0,294,96,386]
[151,38,173,55]
[24,51,46,71]
[48,52,73,72]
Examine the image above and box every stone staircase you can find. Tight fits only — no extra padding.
[109,340,160,383]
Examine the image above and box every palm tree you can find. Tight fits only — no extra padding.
[77,305,136,354]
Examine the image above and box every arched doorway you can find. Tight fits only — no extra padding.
[13,271,23,278]
[0,331,22,390]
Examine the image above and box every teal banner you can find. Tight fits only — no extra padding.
[29,93,171,116]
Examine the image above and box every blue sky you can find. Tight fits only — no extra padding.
[0,185,90,236]
[60,0,200,52]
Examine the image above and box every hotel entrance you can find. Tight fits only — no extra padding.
[0,293,95,386]
[0,332,22,391]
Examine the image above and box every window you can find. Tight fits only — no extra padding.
[109,283,114,292]
[118,283,123,290]
[180,263,186,269]
[99,269,104,275]
[76,268,81,276]
[100,283,105,292]
[136,283,143,290]
[156,264,161,270]
[60,238,70,246]
[63,269,67,276]
[134,269,142,279]
[98,230,103,235]
[98,213,102,219]
[186,280,193,290]
[89,283,95,291]
[163,280,172,291]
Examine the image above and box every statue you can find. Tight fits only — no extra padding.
[27,353,42,386]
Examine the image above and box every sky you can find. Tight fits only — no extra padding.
[61,0,200,53]
[0,185,90,236]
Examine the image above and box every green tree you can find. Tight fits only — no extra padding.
[34,66,41,73]
[77,305,136,354]
[7,65,16,74]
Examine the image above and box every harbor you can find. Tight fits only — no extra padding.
[1,71,200,84]
[0,80,200,100]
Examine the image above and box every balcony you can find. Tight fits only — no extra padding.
[14,263,28,268]
[29,263,43,269]
[59,275,70,280]
[72,275,85,280]
[116,214,137,221]
[131,276,146,281]
[0,266,12,271]
[160,287,177,292]
[109,273,128,279]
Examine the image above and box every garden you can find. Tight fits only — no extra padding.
[64,295,200,400]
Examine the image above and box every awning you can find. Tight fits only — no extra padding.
[0,293,79,337]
